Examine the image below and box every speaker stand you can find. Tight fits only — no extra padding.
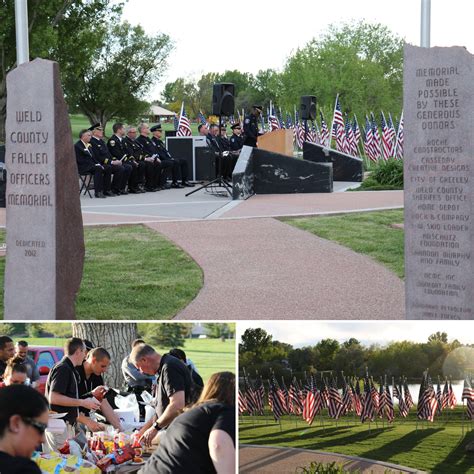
[185,115,232,198]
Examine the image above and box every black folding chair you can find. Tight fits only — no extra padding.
[79,171,94,198]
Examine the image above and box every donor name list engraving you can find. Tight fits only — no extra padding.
[404,45,474,319]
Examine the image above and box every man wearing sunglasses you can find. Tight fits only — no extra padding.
[0,384,48,473]
[44,338,101,451]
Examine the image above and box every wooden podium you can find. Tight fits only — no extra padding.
[257,129,293,157]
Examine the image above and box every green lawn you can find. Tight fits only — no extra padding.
[70,114,200,141]
[21,336,235,384]
[0,225,203,319]
[284,210,404,278]
[240,410,474,473]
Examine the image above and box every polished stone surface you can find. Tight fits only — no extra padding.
[404,45,474,320]
[233,146,333,199]
[303,141,363,182]
[5,59,84,319]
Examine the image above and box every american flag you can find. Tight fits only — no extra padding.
[285,112,293,130]
[370,112,381,160]
[398,384,409,418]
[384,381,395,422]
[255,375,265,415]
[352,115,361,148]
[176,102,192,137]
[294,109,304,149]
[319,111,330,147]
[462,376,474,420]
[268,103,280,131]
[448,380,457,408]
[173,113,179,131]
[388,113,396,145]
[352,379,362,416]
[327,377,343,420]
[404,380,414,409]
[380,111,392,160]
[238,389,247,414]
[370,377,380,414]
[280,377,290,413]
[289,378,304,415]
[364,115,375,162]
[303,389,317,425]
[436,380,443,415]
[345,114,357,156]
[337,377,354,418]
[394,111,404,160]
[441,380,449,410]
[243,376,258,416]
[417,372,438,422]
[198,110,207,126]
[268,379,285,421]
[361,376,375,423]
[334,122,346,153]
[277,108,285,129]
[330,94,345,140]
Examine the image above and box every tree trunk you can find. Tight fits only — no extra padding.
[72,323,137,389]
[0,80,7,144]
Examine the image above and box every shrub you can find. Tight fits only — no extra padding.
[359,159,403,190]
[296,461,360,474]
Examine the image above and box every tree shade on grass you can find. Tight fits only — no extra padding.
[0,225,203,319]
[284,210,404,278]
[240,410,474,473]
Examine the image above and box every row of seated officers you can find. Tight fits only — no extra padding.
[75,122,195,199]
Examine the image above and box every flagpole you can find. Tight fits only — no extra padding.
[15,0,29,65]
[329,94,339,149]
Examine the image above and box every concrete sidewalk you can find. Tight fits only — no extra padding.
[239,445,424,473]
[147,217,404,320]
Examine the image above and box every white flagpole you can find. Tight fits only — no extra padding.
[15,0,29,65]
[420,0,431,47]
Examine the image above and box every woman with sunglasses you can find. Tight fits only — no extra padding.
[0,384,48,473]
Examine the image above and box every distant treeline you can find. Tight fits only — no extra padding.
[239,328,474,381]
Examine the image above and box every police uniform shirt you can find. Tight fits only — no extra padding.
[45,357,80,425]
[229,134,244,151]
[243,113,259,140]
[124,137,143,160]
[90,136,113,165]
[151,137,172,160]
[107,134,128,162]
[136,135,157,157]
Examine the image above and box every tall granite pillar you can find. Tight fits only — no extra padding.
[5,59,85,319]
[404,45,474,319]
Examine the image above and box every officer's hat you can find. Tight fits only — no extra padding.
[253,105,263,112]
[88,123,103,132]
[150,124,162,132]
[231,123,241,130]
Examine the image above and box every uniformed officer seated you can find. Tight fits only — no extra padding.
[150,124,194,188]
[135,123,162,192]
[107,123,133,194]
[243,105,263,148]
[228,123,244,177]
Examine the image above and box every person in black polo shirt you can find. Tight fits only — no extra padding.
[131,344,192,447]
[0,336,14,380]
[76,347,121,431]
[44,338,101,451]
[0,385,48,474]
[138,371,235,474]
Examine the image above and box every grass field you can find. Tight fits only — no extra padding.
[0,225,203,319]
[22,337,235,384]
[70,114,200,141]
[240,410,474,473]
[285,210,405,278]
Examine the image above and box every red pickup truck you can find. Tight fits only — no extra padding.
[28,345,64,394]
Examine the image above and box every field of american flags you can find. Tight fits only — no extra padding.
[239,374,474,473]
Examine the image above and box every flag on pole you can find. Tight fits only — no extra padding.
[380,111,392,160]
[198,110,207,126]
[361,376,375,423]
[330,94,345,140]
[404,379,414,409]
[268,379,285,421]
[394,111,404,160]
[462,376,474,420]
[417,372,438,422]
[319,111,330,147]
[238,389,247,414]
[327,377,343,419]
[448,380,457,409]
[176,102,192,137]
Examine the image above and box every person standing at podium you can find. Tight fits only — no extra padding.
[243,105,263,147]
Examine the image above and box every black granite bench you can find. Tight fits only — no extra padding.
[303,142,363,182]
[232,146,333,200]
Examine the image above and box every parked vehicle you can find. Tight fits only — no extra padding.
[28,346,64,394]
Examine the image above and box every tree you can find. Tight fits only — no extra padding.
[0,0,122,142]
[239,328,272,362]
[72,322,137,389]
[146,324,186,348]
[428,332,448,344]
[66,21,173,130]
[279,21,404,119]
[204,323,233,339]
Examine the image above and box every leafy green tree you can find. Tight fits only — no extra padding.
[315,339,340,369]
[147,324,186,348]
[428,332,448,344]
[239,328,272,362]
[204,323,233,339]
[0,0,122,142]
[66,21,172,130]
[279,21,404,120]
